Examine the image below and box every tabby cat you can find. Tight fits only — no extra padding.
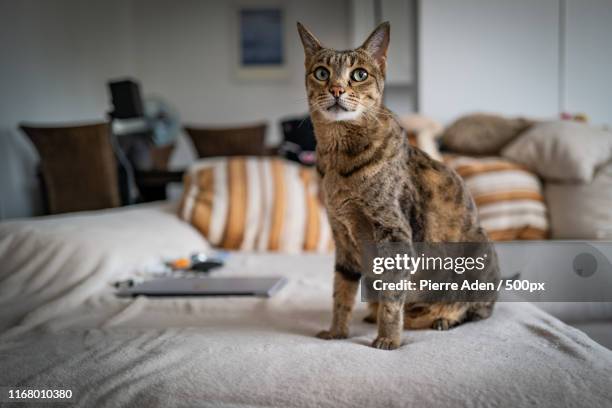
[297,22,498,350]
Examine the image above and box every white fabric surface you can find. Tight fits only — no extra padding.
[572,321,612,351]
[1,203,612,408]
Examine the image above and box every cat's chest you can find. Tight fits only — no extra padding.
[323,164,395,196]
[321,173,371,216]
[323,171,356,196]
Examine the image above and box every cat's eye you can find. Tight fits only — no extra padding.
[351,68,368,82]
[313,67,330,81]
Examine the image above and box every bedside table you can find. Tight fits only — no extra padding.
[134,169,185,202]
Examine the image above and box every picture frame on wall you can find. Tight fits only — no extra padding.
[234,3,287,80]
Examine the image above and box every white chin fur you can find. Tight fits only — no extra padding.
[321,108,362,122]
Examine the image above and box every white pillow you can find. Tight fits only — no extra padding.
[0,202,210,333]
[502,121,612,183]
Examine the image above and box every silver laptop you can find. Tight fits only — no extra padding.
[117,276,287,298]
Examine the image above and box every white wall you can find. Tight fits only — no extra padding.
[0,0,134,218]
[129,0,351,168]
[419,0,561,123]
[564,0,612,127]
[381,0,417,115]
[0,0,351,218]
[348,0,417,117]
[418,0,612,127]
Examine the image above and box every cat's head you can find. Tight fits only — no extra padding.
[297,22,390,123]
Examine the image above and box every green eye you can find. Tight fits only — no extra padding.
[351,68,368,82]
[313,67,330,81]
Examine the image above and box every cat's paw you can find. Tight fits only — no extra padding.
[432,318,450,331]
[316,330,348,340]
[371,336,400,350]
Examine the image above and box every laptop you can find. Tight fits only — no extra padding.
[116,276,287,298]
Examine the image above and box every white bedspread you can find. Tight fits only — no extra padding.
[1,203,611,407]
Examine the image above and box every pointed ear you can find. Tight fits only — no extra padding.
[360,22,390,69]
[297,22,322,57]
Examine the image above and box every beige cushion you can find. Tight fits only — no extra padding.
[545,162,612,239]
[444,154,549,240]
[442,113,534,155]
[178,156,332,253]
[502,121,612,183]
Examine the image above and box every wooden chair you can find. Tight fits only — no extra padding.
[20,122,121,214]
[184,123,267,158]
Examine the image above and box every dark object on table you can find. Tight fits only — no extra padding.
[184,123,267,158]
[191,259,225,273]
[189,252,225,272]
[108,80,145,119]
[279,115,316,165]
[20,122,121,214]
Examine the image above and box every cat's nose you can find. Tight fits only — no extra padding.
[329,85,345,98]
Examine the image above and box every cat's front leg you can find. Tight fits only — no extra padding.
[372,301,404,350]
[366,208,413,350]
[316,265,360,340]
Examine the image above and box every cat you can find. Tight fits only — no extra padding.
[297,21,499,350]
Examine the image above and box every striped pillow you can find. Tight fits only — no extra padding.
[444,154,549,240]
[179,157,333,253]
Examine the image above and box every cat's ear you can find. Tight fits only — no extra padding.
[360,22,390,70]
[297,22,322,57]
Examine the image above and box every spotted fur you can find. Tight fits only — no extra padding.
[298,22,498,350]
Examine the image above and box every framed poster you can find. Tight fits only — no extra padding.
[234,4,287,80]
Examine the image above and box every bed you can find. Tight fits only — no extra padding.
[1,203,611,407]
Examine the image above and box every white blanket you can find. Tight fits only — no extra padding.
[1,203,611,407]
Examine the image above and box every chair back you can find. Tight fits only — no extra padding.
[20,122,121,214]
[184,123,267,158]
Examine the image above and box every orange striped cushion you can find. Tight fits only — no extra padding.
[444,154,549,241]
[179,157,333,253]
